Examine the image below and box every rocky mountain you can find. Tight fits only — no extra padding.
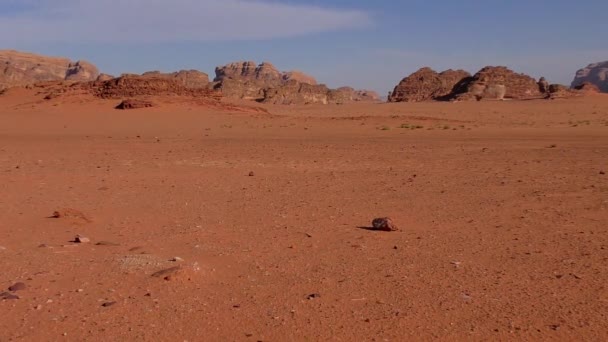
[571,62,608,93]
[389,66,546,102]
[0,50,99,90]
[388,67,471,102]
[213,60,378,104]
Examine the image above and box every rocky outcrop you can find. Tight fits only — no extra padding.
[0,50,99,90]
[388,67,471,102]
[262,80,330,105]
[141,70,209,89]
[451,66,542,101]
[571,62,608,92]
[573,82,601,93]
[261,83,381,105]
[90,75,218,99]
[213,60,376,104]
[38,75,221,103]
[282,71,317,85]
[96,73,115,82]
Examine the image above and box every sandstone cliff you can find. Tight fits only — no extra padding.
[571,62,608,93]
[0,50,99,90]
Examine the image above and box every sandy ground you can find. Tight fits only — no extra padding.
[1,92,608,341]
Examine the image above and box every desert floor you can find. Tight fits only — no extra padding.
[1,93,607,341]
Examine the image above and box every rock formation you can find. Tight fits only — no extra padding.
[571,61,608,92]
[96,73,115,82]
[213,60,376,104]
[261,83,381,105]
[90,75,218,99]
[573,82,601,93]
[451,66,542,101]
[141,70,210,89]
[388,67,471,102]
[0,50,99,90]
[538,77,550,94]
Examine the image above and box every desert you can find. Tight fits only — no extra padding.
[1,2,608,340]
[1,52,608,340]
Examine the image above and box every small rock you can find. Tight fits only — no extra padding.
[248,171,255,177]
[101,301,116,307]
[0,292,19,300]
[0,246,5,251]
[8,282,26,292]
[74,235,90,243]
[306,293,321,300]
[170,257,184,262]
[34,304,43,310]
[151,266,182,279]
[95,241,120,246]
[77,289,84,293]
[600,171,606,175]
[371,217,398,231]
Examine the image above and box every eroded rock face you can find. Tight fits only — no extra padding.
[0,50,99,90]
[452,66,542,101]
[573,82,601,93]
[91,75,217,99]
[388,67,471,102]
[96,73,115,82]
[282,71,317,85]
[141,70,210,89]
[262,80,330,105]
[213,60,374,104]
[571,61,608,92]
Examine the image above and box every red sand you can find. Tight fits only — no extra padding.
[1,93,608,340]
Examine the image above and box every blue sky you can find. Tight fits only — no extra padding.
[1,0,607,94]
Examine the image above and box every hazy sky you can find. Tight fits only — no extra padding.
[1,0,607,94]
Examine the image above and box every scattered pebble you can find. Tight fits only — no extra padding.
[8,282,26,292]
[248,171,255,177]
[34,304,43,310]
[101,301,117,307]
[371,217,398,232]
[601,171,606,175]
[77,289,84,293]
[170,257,184,262]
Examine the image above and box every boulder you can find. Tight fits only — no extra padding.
[388,67,471,102]
[0,50,99,90]
[571,61,608,93]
